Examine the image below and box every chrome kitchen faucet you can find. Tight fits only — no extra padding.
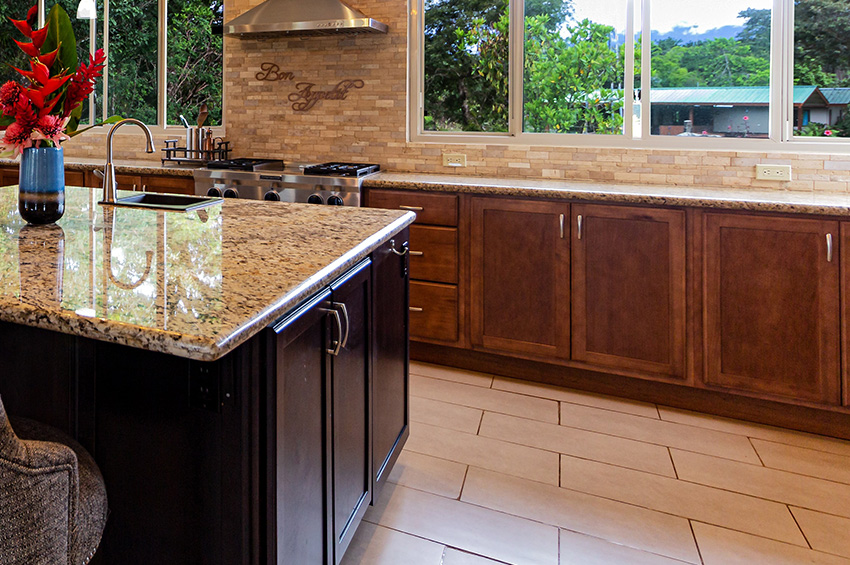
[101,118,155,205]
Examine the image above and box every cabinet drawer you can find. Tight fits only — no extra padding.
[65,170,86,187]
[367,190,458,227]
[142,175,195,195]
[409,225,458,284]
[409,282,458,342]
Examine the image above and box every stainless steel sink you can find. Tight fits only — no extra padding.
[103,193,223,212]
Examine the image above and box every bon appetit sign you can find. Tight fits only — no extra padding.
[255,63,364,112]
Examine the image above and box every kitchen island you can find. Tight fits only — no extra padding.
[0,186,415,564]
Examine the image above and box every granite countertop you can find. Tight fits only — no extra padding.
[365,172,850,217]
[0,157,195,177]
[0,186,414,361]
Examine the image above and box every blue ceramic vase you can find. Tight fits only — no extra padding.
[19,146,65,225]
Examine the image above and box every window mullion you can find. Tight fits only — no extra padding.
[158,0,167,127]
[102,0,109,123]
[624,0,635,139]
[508,0,524,136]
[640,0,651,140]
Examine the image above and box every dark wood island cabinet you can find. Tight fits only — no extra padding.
[0,187,413,565]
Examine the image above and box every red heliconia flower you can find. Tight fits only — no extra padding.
[8,5,38,39]
[0,82,24,115]
[14,39,40,58]
[31,115,70,145]
[63,49,106,118]
[1,122,34,156]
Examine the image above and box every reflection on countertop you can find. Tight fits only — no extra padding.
[0,186,414,360]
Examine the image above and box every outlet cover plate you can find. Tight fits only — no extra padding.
[756,164,792,181]
[443,153,467,167]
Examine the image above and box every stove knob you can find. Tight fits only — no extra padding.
[307,194,324,205]
[327,195,344,206]
[206,187,223,197]
[223,188,239,199]
[263,191,281,202]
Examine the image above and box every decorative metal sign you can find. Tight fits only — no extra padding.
[255,63,365,112]
[255,63,295,82]
[288,80,365,112]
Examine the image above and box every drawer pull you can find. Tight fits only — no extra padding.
[577,215,583,240]
[409,250,424,256]
[827,233,834,262]
[399,205,424,211]
[409,307,424,312]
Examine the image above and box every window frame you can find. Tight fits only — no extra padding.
[36,0,225,133]
[409,0,850,153]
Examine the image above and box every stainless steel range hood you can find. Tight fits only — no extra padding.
[224,0,388,38]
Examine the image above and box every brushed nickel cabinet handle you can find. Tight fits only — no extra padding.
[390,239,409,256]
[409,307,424,312]
[399,205,424,211]
[409,250,424,256]
[141,184,147,192]
[559,214,565,239]
[132,184,137,191]
[577,215,583,240]
[827,233,834,263]
[323,307,343,356]
[335,302,350,349]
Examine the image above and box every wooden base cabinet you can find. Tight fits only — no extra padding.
[703,213,841,404]
[470,197,571,358]
[268,260,373,564]
[571,204,686,378]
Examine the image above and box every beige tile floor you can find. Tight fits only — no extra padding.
[343,362,850,565]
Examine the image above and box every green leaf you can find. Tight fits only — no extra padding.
[68,115,124,138]
[0,115,14,128]
[42,4,77,76]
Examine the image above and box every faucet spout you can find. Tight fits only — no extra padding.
[101,118,156,205]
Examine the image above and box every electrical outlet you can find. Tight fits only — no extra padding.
[756,164,792,181]
[443,153,467,167]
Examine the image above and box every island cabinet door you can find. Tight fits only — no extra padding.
[269,288,335,565]
[703,213,841,404]
[329,260,372,563]
[571,204,687,378]
[470,197,571,359]
[371,233,409,502]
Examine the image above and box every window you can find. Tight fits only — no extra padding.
[412,0,850,149]
[0,0,223,128]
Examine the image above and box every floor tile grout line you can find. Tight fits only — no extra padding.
[463,464,809,551]
[688,520,706,565]
[748,436,766,467]
[687,519,850,561]
[358,519,513,565]
[476,410,484,435]
[558,452,850,521]
[787,506,814,550]
[669,447,679,480]
[457,464,470,502]
[415,363,850,456]
[753,436,850,461]
[558,527,699,565]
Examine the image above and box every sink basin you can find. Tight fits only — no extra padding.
[102,193,223,212]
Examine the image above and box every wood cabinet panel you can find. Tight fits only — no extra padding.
[371,233,409,500]
[572,204,686,378]
[842,223,850,407]
[0,166,18,186]
[142,174,195,195]
[410,281,458,342]
[409,225,458,284]
[703,213,840,404]
[65,170,86,187]
[366,189,458,226]
[470,197,570,359]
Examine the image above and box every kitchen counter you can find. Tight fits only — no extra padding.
[0,157,195,177]
[365,172,850,217]
[0,185,414,361]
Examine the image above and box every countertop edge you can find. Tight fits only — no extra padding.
[363,174,850,217]
[1,211,415,362]
[0,157,195,177]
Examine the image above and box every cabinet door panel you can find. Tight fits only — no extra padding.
[271,291,332,565]
[572,205,686,378]
[471,197,570,358]
[330,262,372,563]
[703,213,840,404]
[409,281,458,342]
[371,234,409,500]
[843,223,850,407]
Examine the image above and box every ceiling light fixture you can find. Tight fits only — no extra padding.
[76,0,96,20]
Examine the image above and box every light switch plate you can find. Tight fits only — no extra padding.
[756,164,792,181]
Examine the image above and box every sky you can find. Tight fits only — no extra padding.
[571,0,773,34]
